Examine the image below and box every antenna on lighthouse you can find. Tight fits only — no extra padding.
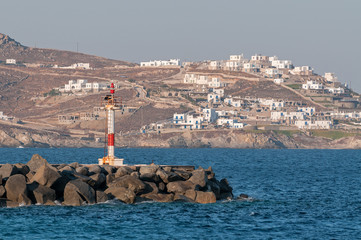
[98,81,124,166]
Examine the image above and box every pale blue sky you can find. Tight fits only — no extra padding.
[1,0,361,91]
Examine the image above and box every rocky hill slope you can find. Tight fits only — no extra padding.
[0,33,135,68]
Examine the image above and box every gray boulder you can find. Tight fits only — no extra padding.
[115,166,133,178]
[89,173,106,189]
[5,174,28,202]
[59,166,75,173]
[105,186,136,204]
[96,190,108,203]
[28,182,56,205]
[207,180,221,199]
[76,167,89,176]
[156,169,183,183]
[108,175,145,194]
[188,169,207,188]
[31,164,61,188]
[63,179,95,206]
[106,173,116,185]
[166,181,195,194]
[139,165,159,182]
[88,165,102,175]
[27,154,49,172]
[0,164,18,179]
[102,165,116,175]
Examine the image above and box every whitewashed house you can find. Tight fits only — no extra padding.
[292,66,314,75]
[141,59,180,67]
[230,55,245,61]
[207,93,222,103]
[327,87,344,94]
[5,59,16,64]
[297,107,315,116]
[274,78,284,84]
[212,88,224,97]
[265,68,280,78]
[243,63,260,73]
[217,118,234,127]
[202,108,217,123]
[173,113,187,124]
[324,72,338,82]
[295,120,332,129]
[271,60,293,69]
[209,61,222,70]
[302,80,323,90]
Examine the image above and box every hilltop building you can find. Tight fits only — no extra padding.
[140,59,180,67]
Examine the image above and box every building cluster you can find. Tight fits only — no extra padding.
[5,59,16,65]
[58,107,102,124]
[53,63,91,70]
[58,79,108,93]
[140,59,180,67]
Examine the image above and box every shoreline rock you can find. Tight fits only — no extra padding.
[0,154,234,207]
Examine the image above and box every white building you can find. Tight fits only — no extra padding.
[202,108,217,123]
[71,63,90,69]
[224,97,242,107]
[271,111,306,121]
[274,78,284,84]
[302,80,323,90]
[208,78,224,88]
[5,59,16,64]
[292,66,314,75]
[217,118,234,127]
[251,54,268,61]
[295,120,332,129]
[212,88,224,97]
[224,60,241,71]
[243,63,260,72]
[327,87,345,94]
[140,59,180,67]
[271,60,293,69]
[259,99,284,110]
[265,68,280,77]
[324,72,338,82]
[230,54,244,61]
[209,61,222,70]
[173,113,187,124]
[207,93,222,103]
[297,107,315,116]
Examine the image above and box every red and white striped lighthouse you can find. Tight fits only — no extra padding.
[98,82,124,166]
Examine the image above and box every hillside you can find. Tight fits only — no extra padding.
[0,33,135,68]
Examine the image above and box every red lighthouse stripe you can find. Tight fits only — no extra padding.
[108,134,114,146]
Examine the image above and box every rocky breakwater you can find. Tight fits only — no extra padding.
[0,154,233,207]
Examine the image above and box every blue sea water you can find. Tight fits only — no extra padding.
[1,148,361,239]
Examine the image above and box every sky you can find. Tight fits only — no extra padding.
[1,0,361,91]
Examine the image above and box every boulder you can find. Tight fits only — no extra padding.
[28,183,56,205]
[27,154,49,172]
[59,166,74,173]
[105,186,136,204]
[63,179,95,206]
[188,169,207,188]
[142,181,159,195]
[115,166,133,178]
[102,165,116,175]
[5,174,27,202]
[31,164,61,188]
[173,170,192,180]
[174,194,194,203]
[184,189,197,201]
[26,171,35,182]
[156,169,183,183]
[166,181,195,194]
[130,171,140,179]
[56,164,67,170]
[219,178,233,193]
[18,193,32,206]
[96,190,108,203]
[89,173,106,189]
[220,192,233,200]
[69,162,79,169]
[158,182,166,192]
[0,185,5,198]
[139,165,159,182]
[195,191,216,204]
[76,167,89,176]
[108,175,145,194]
[14,163,30,176]
[106,173,116,185]
[0,164,18,179]
[207,180,221,199]
[140,193,174,203]
[205,167,215,180]
[88,165,102,175]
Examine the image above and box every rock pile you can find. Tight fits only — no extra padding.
[0,154,233,207]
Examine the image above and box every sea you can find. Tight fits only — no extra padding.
[0,148,361,239]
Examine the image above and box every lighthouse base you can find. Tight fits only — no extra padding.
[98,156,124,166]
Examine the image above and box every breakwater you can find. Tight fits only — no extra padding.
[0,154,233,207]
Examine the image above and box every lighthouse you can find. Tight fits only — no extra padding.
[98,82,124,166]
